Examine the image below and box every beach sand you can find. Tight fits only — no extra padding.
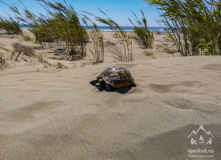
[0,32,221,160]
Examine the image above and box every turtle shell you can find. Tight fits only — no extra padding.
[97,66,135,88]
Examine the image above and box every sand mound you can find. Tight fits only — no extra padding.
[0,56,221,159]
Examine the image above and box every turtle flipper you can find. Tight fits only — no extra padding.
[132,83,136,87]
[90,79,99,85]
[105,83,112,92]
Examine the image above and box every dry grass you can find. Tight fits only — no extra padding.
[159,42,176,56]
[0,45,10,52]
[80,62,86,67]
[105,41,116,46]
[11,42,35,61]
[22,46,35,57]
[144,51,156,59]
[0,55,7,69]
[56,62,68,69]
[38,54,48,64]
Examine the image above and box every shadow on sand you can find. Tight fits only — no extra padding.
[92,84,133,94]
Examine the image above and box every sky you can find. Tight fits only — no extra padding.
[0,0,162,27]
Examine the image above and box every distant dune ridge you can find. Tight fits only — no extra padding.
[0,31,221,159]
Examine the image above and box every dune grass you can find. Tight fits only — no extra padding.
[8,0,88,59]
[0,17,21,35]
[82,15,104,63]
[129,10,154,49]
[0,54,6,69]
[146,0,221,56]
[0,45,10,52]
[0,0,161,63]
[94,9,133,62]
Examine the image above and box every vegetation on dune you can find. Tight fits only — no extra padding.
[9,0,88,59]
[95,10,133,62]
[11,42,35,61]
[82,15,104,63]
[144,50,155,59]
[129,10,154,49]
[0,17,21,35]
[0,56,4,64]
[56,62,68,69]
[0,45,10,52]
[1,0,220,69]
[0,54,6,69]
[146,0,221,56]
[0,1,154,63]
[11,42,22,59]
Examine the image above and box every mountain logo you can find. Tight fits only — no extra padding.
[187,125,214,145]
[187,125,214,138]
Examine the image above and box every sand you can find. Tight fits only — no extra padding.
[0,31,221,160]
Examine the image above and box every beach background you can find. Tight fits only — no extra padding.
[0,0,221,160]
[19,25,168,33]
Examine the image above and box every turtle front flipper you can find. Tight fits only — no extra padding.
[105,83,112,92]
[90,79,99,85]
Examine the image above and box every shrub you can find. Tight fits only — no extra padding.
[21,46,35,57]
[11,42,22,52]
[11,43,35,60]
[11,42,21,59]
[22,34,32,41]
[38,55,48,63]
[144,51,155,59]
[9,0,88,58]
[146,0,221,56]
[0,17,21,35]
[129,10,154,49]
[56,62,68,69]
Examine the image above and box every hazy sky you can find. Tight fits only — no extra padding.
[0,0,162,27]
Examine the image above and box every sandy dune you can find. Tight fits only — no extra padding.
[1,55,221,159]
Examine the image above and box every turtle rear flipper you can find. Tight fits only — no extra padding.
[90,79,99,85]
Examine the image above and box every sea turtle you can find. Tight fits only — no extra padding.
[90,66,136,91]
